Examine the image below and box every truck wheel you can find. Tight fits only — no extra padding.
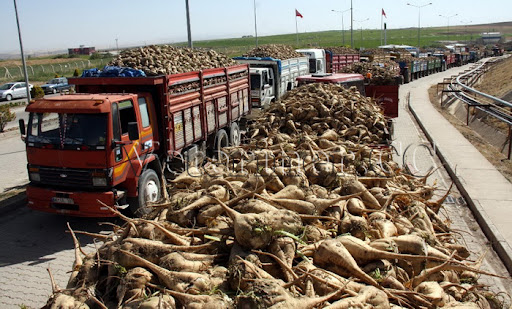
[129,169,161,217]
[214,129,229,160]
[229,122,241,147]
[5,94,12,101]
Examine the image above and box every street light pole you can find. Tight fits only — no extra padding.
[332,9,351,46]
[253,0,258,47]
[354,18,369,48]
[407,2,432,49]
[439,14,458,41]
[13,0,31,101]
[185,0,193,48]
[350,0,354,48]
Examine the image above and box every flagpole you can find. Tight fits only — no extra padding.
[296,14,299,46]
[380,11,383,46]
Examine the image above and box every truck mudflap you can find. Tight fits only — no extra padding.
[26,186,117,217]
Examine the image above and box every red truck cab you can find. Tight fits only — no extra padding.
[21,65,251,217]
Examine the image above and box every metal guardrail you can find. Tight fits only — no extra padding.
[442,55,512,158]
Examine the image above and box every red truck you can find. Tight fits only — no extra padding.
[296,73,399,118]
[20,64,251,217]
[326,51,360,73]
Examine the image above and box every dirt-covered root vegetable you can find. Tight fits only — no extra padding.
[269,237,296,281]
[340,178,381,209]
[165,290,230,309]
[233,199,278,214]
[213,196,302,249]
[159,252,218,272]
[415,281,452,307]
[259,194,316,214]
[117,267,153,305]
[306,162,338,187]
[123,295,176,309]
[44,293,90,309]
[119,250,213,294]
[371,219,398,239]
[260,167,286,192]
[271,185,306,200]
[346,197,366,215]
[313,238,381,289]
[337,235,440,265]
[340,212,369,240]
[324,286,390,309]
[236,278,340,309]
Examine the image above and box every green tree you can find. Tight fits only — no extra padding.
[73,68,81,77]
[0,105,15,132]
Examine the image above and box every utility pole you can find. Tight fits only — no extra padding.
[13,0,31,101]
[185,0,193,48]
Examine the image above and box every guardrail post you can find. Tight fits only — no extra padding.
[28,65,34,76]
[40,65,44,73]
[508,125,512,160]
[17,65,22,76]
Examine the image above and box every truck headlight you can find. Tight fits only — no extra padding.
[29,172,40,182]
[93,177,107,187]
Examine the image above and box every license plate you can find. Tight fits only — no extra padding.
[51,197,74,205]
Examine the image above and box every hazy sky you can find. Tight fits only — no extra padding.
[1,0,510,54]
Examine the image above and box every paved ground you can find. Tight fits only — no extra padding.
[394,64,512,296]
[407,60,512,277]
[0,207,116,308]
[0,64,511,308]
[0,131,28,193]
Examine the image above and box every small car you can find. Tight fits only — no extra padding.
[0,82,33,101]
[40,77,72,94]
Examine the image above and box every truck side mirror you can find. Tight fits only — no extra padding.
[19,119,26,136]
[127,122,139,141]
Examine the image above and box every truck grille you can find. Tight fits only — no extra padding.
[39,167,93,188]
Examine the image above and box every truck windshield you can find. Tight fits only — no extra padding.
[250,74,261,90]
[27,113,107,148]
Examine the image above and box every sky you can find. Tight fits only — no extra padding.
[1,0,510,55]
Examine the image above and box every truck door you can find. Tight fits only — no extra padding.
[136,96,156,154]
[111,99,142,185]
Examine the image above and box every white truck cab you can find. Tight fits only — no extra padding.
[250,67,275,108]
[296,49,327,75]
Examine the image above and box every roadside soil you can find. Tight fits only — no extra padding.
[428,57,512,183]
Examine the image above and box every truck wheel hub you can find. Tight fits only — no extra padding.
[145,180,159,202]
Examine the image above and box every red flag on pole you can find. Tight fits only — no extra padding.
[382,8,387,18]
[295,9,303,18]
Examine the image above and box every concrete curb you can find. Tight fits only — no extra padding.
[0,191,26,216]
[408,100,512,274]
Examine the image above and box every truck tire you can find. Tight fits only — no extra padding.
[403,69,410,84]
[129,169,161,217]
[229,122,241,147]
[214,129,229,160]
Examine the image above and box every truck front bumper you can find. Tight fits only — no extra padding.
[26,186,118,217]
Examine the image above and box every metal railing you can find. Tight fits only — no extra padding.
[440,55,512,158]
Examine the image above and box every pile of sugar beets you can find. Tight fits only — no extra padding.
[44,83,509,308]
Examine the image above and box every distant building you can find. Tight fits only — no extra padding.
[481,32,502,44]
[68,45,96,56]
